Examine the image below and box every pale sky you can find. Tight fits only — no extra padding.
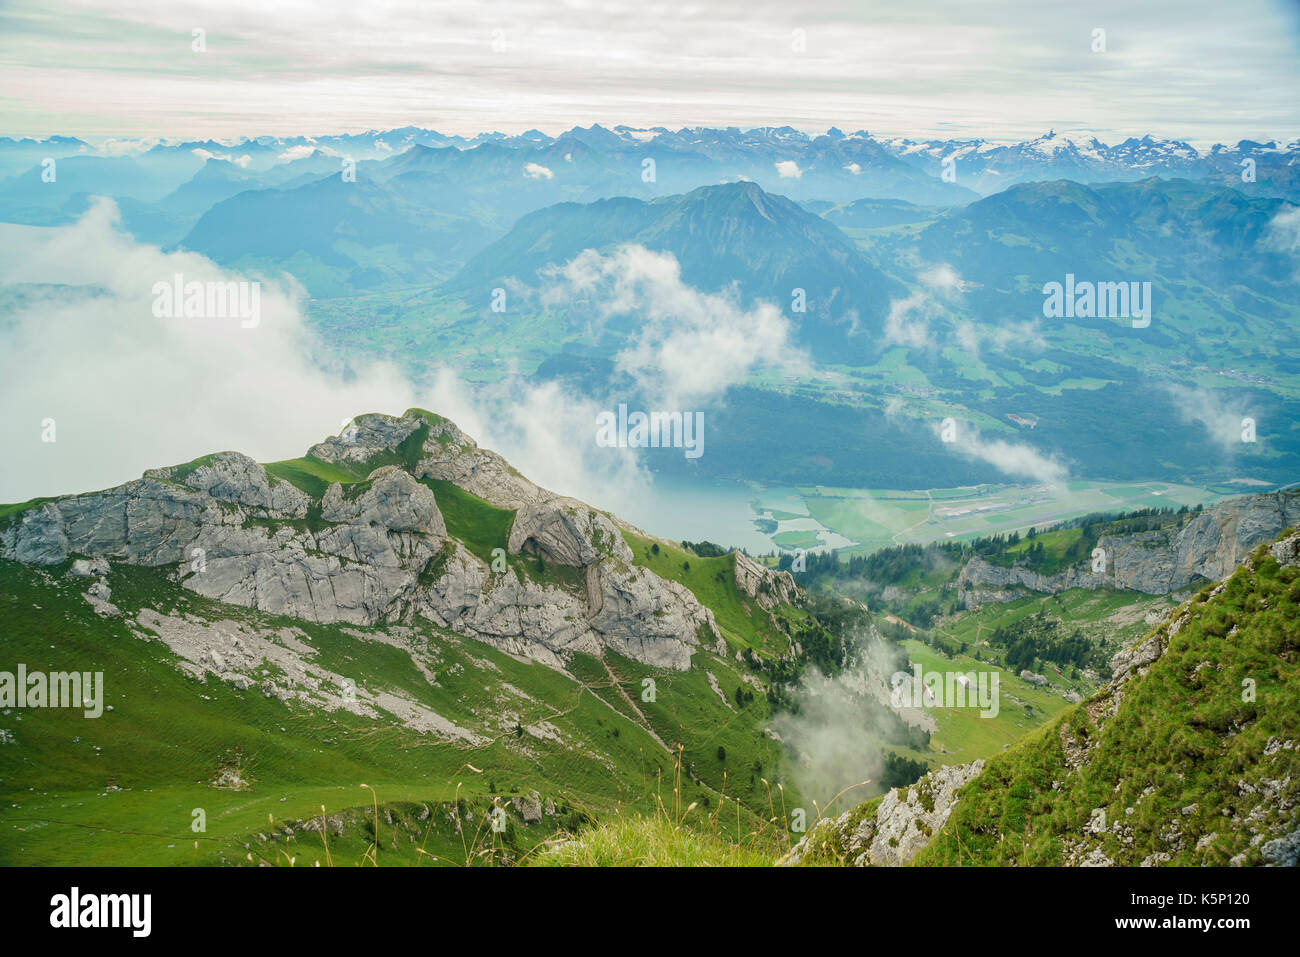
[1,0,1298,144]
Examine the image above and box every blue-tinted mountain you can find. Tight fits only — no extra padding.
[180,173,499,296]
[450,180,903,360]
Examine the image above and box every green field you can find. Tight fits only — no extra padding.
[798,479,1233,555]
[933,588,1181,660]
[895,639,1075,767]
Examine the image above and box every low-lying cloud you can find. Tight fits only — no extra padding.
[926,417,1069,486]
[0,200,649,511]
[547,244,808,407]
[772,623,930,808]
[1164,382,1253,453]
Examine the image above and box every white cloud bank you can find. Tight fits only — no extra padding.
[547,245,808,407]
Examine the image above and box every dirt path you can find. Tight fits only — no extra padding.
[600,657,672,754]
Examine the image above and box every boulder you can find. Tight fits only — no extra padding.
[69,557,111,578]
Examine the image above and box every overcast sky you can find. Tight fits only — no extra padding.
[2,0,1298,144]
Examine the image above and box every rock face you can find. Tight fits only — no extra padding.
[132,608,484,744]
[733,552,799,611]
[782,760,985,867]
[1,410,726,671]
[509,499,633,566]
[1270,531,1300,569]
[957,491,1300,607]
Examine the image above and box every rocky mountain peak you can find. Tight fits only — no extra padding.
[0,409,768,672]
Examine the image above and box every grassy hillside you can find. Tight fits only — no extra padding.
[914,535,1300,866]
[0,556,794,866]
[4,407,1179,868]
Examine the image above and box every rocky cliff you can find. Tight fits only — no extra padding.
[957,490,1300,607]
[0,409,766,672]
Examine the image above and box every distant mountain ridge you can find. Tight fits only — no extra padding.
[7,126,1296,201]
[957,489,1300,605]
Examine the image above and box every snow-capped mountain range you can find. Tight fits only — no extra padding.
[2,126,1297,226]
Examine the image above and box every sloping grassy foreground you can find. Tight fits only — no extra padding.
[0,557,788,865]
[914,536,1300,866]
[530,813,777,866]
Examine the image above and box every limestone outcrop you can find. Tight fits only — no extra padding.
[956,491,1300,607]
[781,760,985,867]
[1,410,727,671]
[733,551,799,611]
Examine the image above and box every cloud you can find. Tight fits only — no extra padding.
[523,162,554,180]
[918,264,962,294]
[771,622,932,807]
[953,318,1045,357]
[99,138,155,156]
[1264,204,1300,256]
[418,370,652,517]
[191,147,252,168]
[0,201,651,513]
[546,245,808,406]
[927,417,1068,486]
[1164,383,1252,452]
[885,266,1043,357]
[843,162,862,175]
[1264,204,1300,280]
[774,160,802,179]
[883,293,937,349]
[278,144,330,162]
[3,0,1298,144]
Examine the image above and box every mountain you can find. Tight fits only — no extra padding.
[367,139,636,231]
[817,196,941,229]
[0,409,825,864]
[2,409,781,667]
[2,416,1295,866]
[8,128,1297,248]
[160,152,341,218]
[787,527,1300,866]
[901,177,1299,343]
[956,491,1300,604]
[879,130,1300,202]
[0,134,92,179]
[0,151,207,225]
[180,175,500,295]
[915,176,1294,282]
[450,180,903,361]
